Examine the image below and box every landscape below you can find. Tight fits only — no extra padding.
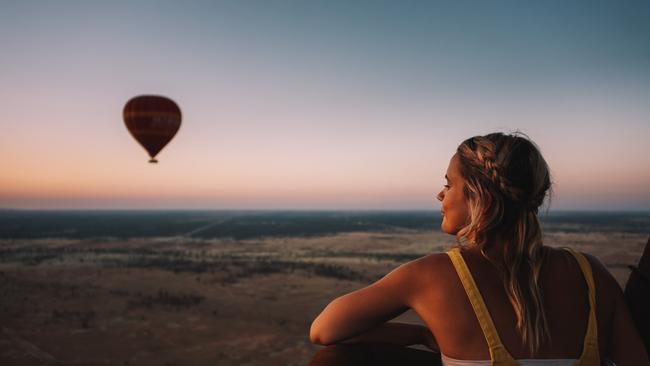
[0,210,647,366]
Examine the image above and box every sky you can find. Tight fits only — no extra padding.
[1,0,649,210]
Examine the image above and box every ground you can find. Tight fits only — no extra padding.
[0,230,645,365]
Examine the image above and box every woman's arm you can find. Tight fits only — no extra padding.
[336,322,437,351]
[310,258,426,346]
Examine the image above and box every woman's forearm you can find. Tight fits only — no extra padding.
[337,322,430,347]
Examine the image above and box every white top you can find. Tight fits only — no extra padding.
[441,353,577,366]
[441,353,617,366]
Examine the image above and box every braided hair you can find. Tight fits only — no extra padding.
[455,131,553,355]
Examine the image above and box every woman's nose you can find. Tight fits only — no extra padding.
[436,190,444,202]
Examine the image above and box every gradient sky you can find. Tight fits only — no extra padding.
[1,0,649,210]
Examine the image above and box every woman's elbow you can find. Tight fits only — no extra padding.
[309,330,328,345]
[309,318,335,345]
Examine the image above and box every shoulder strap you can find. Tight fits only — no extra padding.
[562,248,601,365]
[447,248,519,366]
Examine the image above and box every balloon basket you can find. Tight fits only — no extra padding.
[148,158,158,164]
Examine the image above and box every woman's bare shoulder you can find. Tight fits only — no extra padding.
[411,251,454,266]
[562,248,620,290]
[398,251,458,292]
[405,251,454,272]
[544,246,620,299]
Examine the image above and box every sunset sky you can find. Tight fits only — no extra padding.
[1,1,649,210]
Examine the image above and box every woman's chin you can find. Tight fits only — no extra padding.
[441,220,459,235]
[440,221,451,234]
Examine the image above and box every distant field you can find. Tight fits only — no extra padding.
[0,210,647,366]
[1,210,648,239]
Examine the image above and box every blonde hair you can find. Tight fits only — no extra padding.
[455,131,552,355]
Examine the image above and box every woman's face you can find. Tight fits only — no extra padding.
[436,153,470,235]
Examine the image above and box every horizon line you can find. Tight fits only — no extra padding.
[1,207,649,213]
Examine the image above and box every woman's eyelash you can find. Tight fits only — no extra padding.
[444,185,450,189]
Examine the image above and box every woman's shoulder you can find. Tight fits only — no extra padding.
[402,251,456,274]
[395,251,462,295]
[545,246,620,293]
[544,246,619,350]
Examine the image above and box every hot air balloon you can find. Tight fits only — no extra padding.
[123,95,181,163]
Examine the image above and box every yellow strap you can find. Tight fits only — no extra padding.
[447,248,519,366]
[562,248,601,365]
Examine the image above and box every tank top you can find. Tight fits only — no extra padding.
[443,247,601,366]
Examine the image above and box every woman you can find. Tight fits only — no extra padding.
[310,132,649,365]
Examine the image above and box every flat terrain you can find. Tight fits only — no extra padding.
[0,211,647,365]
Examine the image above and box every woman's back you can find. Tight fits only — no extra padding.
[310,133,648,365]
[411,246,614,361]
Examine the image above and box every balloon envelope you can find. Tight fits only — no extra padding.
[123,95,181,163]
